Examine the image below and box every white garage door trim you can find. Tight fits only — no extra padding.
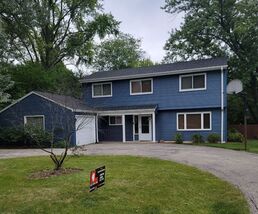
[75,115,96,146]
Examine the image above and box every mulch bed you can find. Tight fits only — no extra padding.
[29,168,83,179]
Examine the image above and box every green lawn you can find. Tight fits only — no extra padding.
[0,156,249,214]
[200,140,258,154]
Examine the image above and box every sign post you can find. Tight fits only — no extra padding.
[89,166,105,192]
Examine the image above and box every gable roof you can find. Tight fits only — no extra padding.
[0,91,95,114]
[81,57,228,83]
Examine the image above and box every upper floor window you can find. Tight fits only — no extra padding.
[24,115,45,130]
[130,79,153,95]
[179,73,206,92]
[92,83,112,98]
[177,112,211,131]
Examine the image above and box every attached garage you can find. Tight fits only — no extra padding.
[0,91,97,146]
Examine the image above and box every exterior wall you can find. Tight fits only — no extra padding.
[0,94,76,145]
[156,108,226,142]
[98,116,122,141]
[83,70,227,110]
[98,115,134,142]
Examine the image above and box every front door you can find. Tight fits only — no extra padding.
[139,115,152,141]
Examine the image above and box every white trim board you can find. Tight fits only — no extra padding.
[176,111,212,131]
[130,78,153,95]
[179,73,207,92]
[92,82,112,98]
[81,65,228,83]
[24,115,46,130]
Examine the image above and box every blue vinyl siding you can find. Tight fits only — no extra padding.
[0,94,76,146]
[98,115,133,142]
[156,108,225,141]
[98,116,122,141]
[83,70,227,110]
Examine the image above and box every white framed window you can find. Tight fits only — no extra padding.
[177,112,212,131]
[109,116,122,126]
[179,73,206,92]
[130,78,153,95]
[92,82,112,98]
[24,115,45,130]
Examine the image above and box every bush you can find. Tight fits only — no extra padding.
[192,134,204,144]
[174,133,183,144]
[227,132,244,142]
[0,126,51,148]
[207,133,220,143]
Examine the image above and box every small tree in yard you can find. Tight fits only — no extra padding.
[24,95,93,171]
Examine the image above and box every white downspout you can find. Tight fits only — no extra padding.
[122,114,126,143]
[221,67,224,143]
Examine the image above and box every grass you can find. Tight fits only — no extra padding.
[198,140,258,154]
[0,156,249,214]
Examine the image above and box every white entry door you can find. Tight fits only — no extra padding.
[75,115,96,146]
[139,115,152,141]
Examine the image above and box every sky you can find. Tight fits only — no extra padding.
[103,0,184,63]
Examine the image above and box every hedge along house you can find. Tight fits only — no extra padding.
[0,91,97,146]
[81,58,228,143]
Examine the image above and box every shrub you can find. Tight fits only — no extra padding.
[227,132,244,142]
[174,133,183,144]
[191,134,204,144]
[207,133,220,143]
[0,126,51,148]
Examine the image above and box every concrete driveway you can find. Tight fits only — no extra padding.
[1,143,258,213]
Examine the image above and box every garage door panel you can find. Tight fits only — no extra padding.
[76,115,96,145]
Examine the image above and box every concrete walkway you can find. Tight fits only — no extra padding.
[1,143,258,213]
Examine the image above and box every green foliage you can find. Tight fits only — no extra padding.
[0,71,14,104]
[163,0,258,123]
[207,133,220,144]
[0,127,50,148]
[228,132,244,143]
[0,0,119,69]
[92,33,153,71]
[1,62,81,102]
[174,132,183,144]
[191,134,204,144]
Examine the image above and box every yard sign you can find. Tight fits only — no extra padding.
[89,166,105,192]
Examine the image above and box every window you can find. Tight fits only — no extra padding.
[92,83,112,97]
[24,115,45,130]
[109,116,122,125]
[130,79,153,95]
[177,112,211,131]
[180,73,206,91]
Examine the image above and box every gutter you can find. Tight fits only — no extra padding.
[80,65,228,83]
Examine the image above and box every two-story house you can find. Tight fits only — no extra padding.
[81,57,227,143]
[0,58,227,145]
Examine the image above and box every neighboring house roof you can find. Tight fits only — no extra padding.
[0,91,95,114]
[81,57,228,83]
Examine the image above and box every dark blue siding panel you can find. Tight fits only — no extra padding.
[98,116,122,141]
[0,94,76,146]
[156,108,226,142]
[83,70,226,110]
[125,115,133,141]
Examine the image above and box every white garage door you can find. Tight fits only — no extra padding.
[75,115,96,146]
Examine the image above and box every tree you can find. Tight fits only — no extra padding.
[163,0,258,123]
[92,34,153,71]
[0,0,119,69]
[1,62,81,102]
[0,66,14,106]
[24,95,93,171]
